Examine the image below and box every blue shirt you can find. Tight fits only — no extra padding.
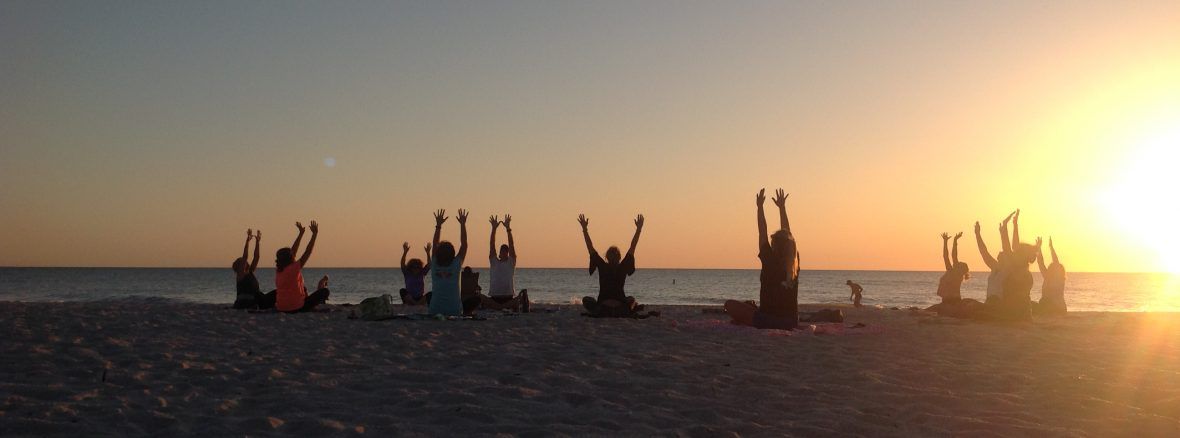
[427,255,464,316]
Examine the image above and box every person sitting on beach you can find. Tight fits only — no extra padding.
[579,213,645,317]
[275,221,331,313]
[428,209,469,317]
[460,266,483,316]
[847,280,863,308]
[1035,237,1067,315]
[233,229,276,310]
[975,210,1018,305]
[480,214,529,311]
[995,211,1038,321]
[724,188,800,330]
[399,242,432,305]
[928,232,983,317]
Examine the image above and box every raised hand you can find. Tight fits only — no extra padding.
[503,214,512,230]
[489,215,499,228]
[425,243,432,253]
[434,209,448,226]
[1014,209,1021,222]
[954,232,963,240]
[1003,210,1016,224]
[402,242,410,252]
[255,230,261,240]
[974,221,981,234]
[457,209,469,224]
[577,214,589,229]
[634,214,645,229]
[308,220,319,233]
[941,232,951,241]
[756,188,766,206]
[296,222,305,232]
[772,189,789,208]
[247,229,253,240]
[1035,236,1043,248]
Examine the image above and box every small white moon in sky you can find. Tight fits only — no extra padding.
[323,157,336,167]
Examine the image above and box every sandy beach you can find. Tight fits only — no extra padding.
[2,300,1179,437]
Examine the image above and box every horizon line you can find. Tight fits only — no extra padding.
[0,266,1170,275]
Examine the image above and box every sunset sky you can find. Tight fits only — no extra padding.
[2,1,1179,272]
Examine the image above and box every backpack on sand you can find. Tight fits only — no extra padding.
[359,294,395,321]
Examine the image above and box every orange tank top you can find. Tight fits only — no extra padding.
[275,261,307,312]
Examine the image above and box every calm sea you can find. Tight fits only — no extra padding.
[2,268,1177,312]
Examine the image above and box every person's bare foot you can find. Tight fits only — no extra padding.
[317,275,329,290]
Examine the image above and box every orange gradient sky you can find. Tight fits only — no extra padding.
[2,1,1179,271]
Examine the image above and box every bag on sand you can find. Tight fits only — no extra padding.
[359,294,395,321]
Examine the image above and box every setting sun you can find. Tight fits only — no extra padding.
[1102,119,1180,273]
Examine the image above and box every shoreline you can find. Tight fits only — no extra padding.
[2,301,1179,436]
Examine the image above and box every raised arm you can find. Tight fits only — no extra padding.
[297,220,318,266]
[1049,237,1060,265]
[291,222,306,256]
[504,214,517,259]
[1012,209,1022,246]
[488,215,499,259]
[432,209,447,258]
[974,221,997,269]
[627,214,644,256]
[423,243,432,271]
[941,233,952,271]
[578,214,595,254]
[756,189,769,251]
[1036,237,1048,273]
[772,188,791,234]
[242,229,251,263]
[249,230,261,272]
[952,232,963,265]
[456,209,469,260]
[400,242,410,270]
[1000,211,1015,253]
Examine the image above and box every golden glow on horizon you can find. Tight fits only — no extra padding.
[1101,116,1180,274]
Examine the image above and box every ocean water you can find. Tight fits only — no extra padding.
[1,268,1177,312]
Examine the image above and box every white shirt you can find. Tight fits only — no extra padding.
[489,256,516,297]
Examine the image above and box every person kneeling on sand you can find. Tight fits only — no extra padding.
[725,189,800,330]
[399,242,432,305]
[927,232,984,318]
[479,214,530,312]
[275,221,331,313]
[578,213,644,317]
[233,229,276,310]
[428,209,469,317]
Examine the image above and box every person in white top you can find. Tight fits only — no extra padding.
[480,214,529,311]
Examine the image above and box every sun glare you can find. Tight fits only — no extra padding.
[1102,121,1180,274]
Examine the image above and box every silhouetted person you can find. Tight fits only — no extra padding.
[1035,237,1068,315]
[847,280,863,308]
[997,211,1038,321]
[975,210,1017,304]
[460,266,483,316]
[232,229,276,309]
[428,209,469,316]
[579,213,644,317]
[481,214,528,311]
[928,231,985,317]
[399,242,432,305]
[725,188,800,329]
[275,221,330,313]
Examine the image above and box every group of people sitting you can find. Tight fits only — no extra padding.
[931,209,1068,320]
[226,191,1062,328]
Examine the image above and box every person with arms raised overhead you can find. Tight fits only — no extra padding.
[998,210,1038,321]
[928,231,983,317]
[975,210,1017,305]
[232,229,276,310]
[428,209,468,317]
[399,242,432,305]
[1035,237,1067,315]
[579,213,645,317]
[724,189,800,330]
[482,214,529,311]
[275,221,331,313]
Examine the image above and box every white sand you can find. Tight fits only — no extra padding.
[2,300,1180,437]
